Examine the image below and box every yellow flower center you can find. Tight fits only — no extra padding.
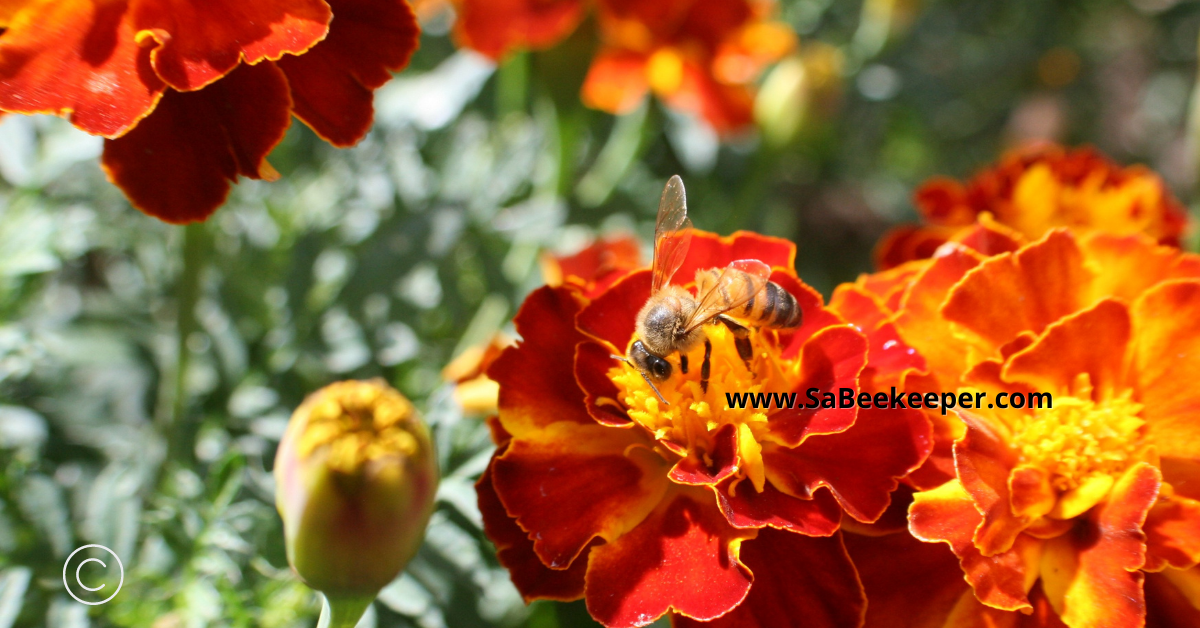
[298,380,420,474]
[1003,375,1145,520]
[610,324,796,492]
[1012,394,1143,493]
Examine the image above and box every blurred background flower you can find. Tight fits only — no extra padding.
[1,0,1199,627]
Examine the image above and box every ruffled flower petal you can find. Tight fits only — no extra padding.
[488,286,595,437]
[133,0,331,91]
[477,459,588,601]
[0,0,165,137]
[762,407,931,523]
[1145,495,1200,572]
[1130,280,1200,462]
[909,479,1042,611]
[715,477,842,536]
[767,325,867,446]
[1002,299,1131,399]
[584,493,754,628]
[673,529,865,628]
[1039,463,1160,628]
[942,231,1095,352]
[491,421,670,570]
[100,61,292,223]
[276,0,419,147]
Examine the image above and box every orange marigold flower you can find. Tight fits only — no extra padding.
[452,0,794,134]
[477,229,930,627]
[840,226,1200,628]
[0,0,419,223]
[875,144,1191,269]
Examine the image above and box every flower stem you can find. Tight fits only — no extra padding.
[165,222,207,467]
[316,594,374,628]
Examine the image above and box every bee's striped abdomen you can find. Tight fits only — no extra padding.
[755,280,802,328]
[696,267,802,330]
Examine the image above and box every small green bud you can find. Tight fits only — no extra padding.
[275,379,438,604]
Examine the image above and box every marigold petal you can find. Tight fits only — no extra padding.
[454,0,585,60]
[670,423,739,486]
[1081,233,1200,303]
[1145,494,1200,572]
[476,459,588,601]
[544,233,644,298]
[942,231,1094,350]
[100,61,292,223]
[845,529,971,628]
[674,530,865,628]
[492,422,669,570]
[676,230,796,280]
[576,341,634,426]
[584,493,754,628]
[0,0,165,137]
[134,0,331,91]
[578,270,650,351]
[1039,462,1160,628]
[581,50,650,115]
[828,285,926,386]
[489,286,594,437]
[1145,570,1200,628]
[276,0,418,147]
[1002,299,1131,399]
[873,225,960,271]
[768,325,867,447]
[893,246,985,383]
[763,407,931,523]
[909,479,1041,611]
[715,477,842,536]
[1009,465,1056,522]
[953,411,1034,557]
[1131,280,1200,461]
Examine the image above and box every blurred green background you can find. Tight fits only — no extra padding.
[1,0,1198,626]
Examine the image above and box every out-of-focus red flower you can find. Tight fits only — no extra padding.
[477,229,930,627]
[452,0,794,135]
[540,232,644,298]
[838,222,1200,627]
[0,0,419,223]
[875,144,1191,270]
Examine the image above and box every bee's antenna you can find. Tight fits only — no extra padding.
[639,372,669,406]
[610,354,670,406]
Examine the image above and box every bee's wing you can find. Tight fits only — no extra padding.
[651,175,693,295]
[682,259,771,333]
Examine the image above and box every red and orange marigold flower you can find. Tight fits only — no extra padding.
[476,229,931,627]
[875,143,1190,270]
[452,0,795,134]
[0,0,419,223]
[835,219,1200,626]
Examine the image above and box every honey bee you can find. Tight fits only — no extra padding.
[620,175,803,403]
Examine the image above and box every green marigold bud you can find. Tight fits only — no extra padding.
[275,379,438,609]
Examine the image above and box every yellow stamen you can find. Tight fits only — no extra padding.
[610,324,794,492]
[1008,376,1143,515]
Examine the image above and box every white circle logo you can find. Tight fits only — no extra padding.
[63,544,124,605]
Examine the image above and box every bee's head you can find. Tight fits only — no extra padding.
[629,340,672,382]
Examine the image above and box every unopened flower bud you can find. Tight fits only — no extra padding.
[275,380,438,602]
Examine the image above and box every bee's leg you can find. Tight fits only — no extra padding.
[679,354,689,375]
[718,315,754,371]
[700,337,712,393]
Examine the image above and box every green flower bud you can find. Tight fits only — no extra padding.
[275,380,438,605]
